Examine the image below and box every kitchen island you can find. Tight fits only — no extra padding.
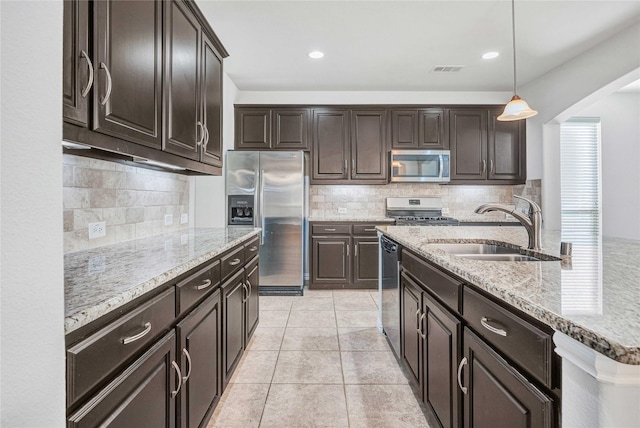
[378,225,640,428]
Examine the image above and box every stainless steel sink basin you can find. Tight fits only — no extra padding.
[428,243,560,262]
[453,254,543,262]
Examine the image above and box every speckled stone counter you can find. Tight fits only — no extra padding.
[378,225,640,364]
[308,216,395,222]
[64,228,260,334]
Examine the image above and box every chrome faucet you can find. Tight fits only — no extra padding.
[474,195,543,251]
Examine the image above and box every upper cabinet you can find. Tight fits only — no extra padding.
[350,110,387,181]
[235,107,310,150]
[312,109,350,181]
[391,108,448,150]
[62,0,228,175]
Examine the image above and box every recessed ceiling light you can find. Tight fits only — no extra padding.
[482,52,500,59]
[308,51,324,59]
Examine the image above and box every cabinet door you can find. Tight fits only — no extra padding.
[63,0,89,127]
[463,328,554,428]
[311,236,351,285]
[351,110,387,181]
[244,261,260,344]
[391,110,419,149]
[353,237,379,288]
[201,33,223,167]
[93,0,162,148]
[163,0,202,160]
[273,108,310,150]
[67,331,177,428]
[423,293,461,428]
[449,109,487,181]
[488,109,526,183]
[235,108,271,150]
[400,272,422,391]
[177,290,221,428]
[222,269,245,388]
[312,109,349,181]
[419,108,448,149]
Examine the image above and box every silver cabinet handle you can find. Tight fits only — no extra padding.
[203,126,210,150]
[99,62,112,105]
[248,245,258,252]
[122,322,151,345]
[229,258,241,266]
[415,308,421,333]
[196,279,212,290]
[418,313,427,340]
[196,121,205,147]
[352,159,356,171]
[457,357,468,394]
[170,361,182,398]
[182,349,192,383]
[355,244,358,257]
[481,160,487,174]
[80,50,93,98]
[480,317,508,337]
[489,159,494,173]
[344,159,347,173]
[242,283,249,303]
[247,279,252,298]
[346,245,350,257]
[324,228,336,232]
[364,228,376,232]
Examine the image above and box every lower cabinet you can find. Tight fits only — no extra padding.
[244,258,260,343]
[311,236,351,286]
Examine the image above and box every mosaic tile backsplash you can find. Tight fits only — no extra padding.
[63,155,190,253]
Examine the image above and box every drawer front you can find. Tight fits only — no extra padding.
[244,236,260,261]
[176,259,221,316]
[221,244,245,281]
[311,224,351,235]
[401,249,462,314]
[66,287,176,407]
[352,224,380,236]
[462,287,555,388]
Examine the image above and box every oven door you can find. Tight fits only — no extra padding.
[390,150,450,183]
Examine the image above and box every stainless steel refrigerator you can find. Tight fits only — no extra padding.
[226,151,306,295]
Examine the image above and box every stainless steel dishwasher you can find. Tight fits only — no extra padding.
[379,235,401,359]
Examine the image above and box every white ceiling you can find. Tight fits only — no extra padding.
[198,1,640,92]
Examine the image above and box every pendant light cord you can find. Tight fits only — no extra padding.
[511,0,517,95]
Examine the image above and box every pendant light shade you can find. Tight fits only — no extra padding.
[497,0,537,122]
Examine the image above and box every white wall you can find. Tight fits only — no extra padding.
[575,92,640,240]
[1,1,66,426]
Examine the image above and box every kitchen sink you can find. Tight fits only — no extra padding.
[428,243,559,262]
[453,254,543,262]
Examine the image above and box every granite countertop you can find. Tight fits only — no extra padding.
[308,216,395,222]
[64,228,261,334]
[378,225,640,365]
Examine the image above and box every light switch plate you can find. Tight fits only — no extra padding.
[338,207,347,214]
[164,214,173,226]
[180,213,188,224]
[88,221,106,239]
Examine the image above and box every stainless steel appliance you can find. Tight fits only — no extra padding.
[226,151,306,295]
[379,235,401,358]
[390,150,451,183]
[386,197,459,226]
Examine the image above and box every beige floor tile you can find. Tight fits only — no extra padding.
[303,288,334,297]
[338,327,390,351]
[334,296,377,311]
[342,351,408,384]
[291,296,334,311]
[260,384,349,428]
[281,327,340,351]
[287,310,337,328]
[332,290,374,298]
[258,310,290,327]
[245,327,285,351]
[259,296,295,311]
[369,291,380,307]
[230,350,279,384]
[335,310,378,328]
[345,384,429,428]
[206,383,270,428]
[272,350,343,384]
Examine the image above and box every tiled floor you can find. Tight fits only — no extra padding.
[206,289,430,428]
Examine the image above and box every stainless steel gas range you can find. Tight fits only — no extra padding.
[386,197,459,226]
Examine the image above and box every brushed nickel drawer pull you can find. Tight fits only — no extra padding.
[415,308,421,332]
[99,62,112,105]
[80,50,93,98]
[242,283,249,303]
[182,349,192,383]
[364,228,376,232]
[481,317,508,337]
[196,279,212,290]
[170,361,182,399]
[122,322,151,345]
[196,121,205,147]
[324,228,336,232]
[457,357,468,394]
[248,245,258,252]
[229,258,241,266]
[247,279,252,298]
[418,313,427,340]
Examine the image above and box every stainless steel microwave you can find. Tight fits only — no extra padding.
[389,150,451,183]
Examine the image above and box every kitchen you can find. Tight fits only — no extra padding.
[1,1,639,427]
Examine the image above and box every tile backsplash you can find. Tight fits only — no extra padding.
[63,155,190,253]
[310,180,541,220]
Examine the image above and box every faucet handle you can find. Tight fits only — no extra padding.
[513,195,541,214]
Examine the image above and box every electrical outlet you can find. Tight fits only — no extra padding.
[164,214,173,226]
[88,221,106,239]
[338,207,347,214]
[180,213,188,224]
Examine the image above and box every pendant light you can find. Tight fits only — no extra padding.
[497,0,537,121]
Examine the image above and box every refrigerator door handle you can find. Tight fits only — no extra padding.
[253,169,260,230]
[259,169,265,245]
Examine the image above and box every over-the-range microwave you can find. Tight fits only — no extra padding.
[389,150,451,183]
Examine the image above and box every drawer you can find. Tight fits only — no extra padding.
[352,224,380,236]
[66,287,176,407]
[311,224,351,235]
[244,235,260,261]
[221,244,245,281]
[462,287,556,388]
[401,249,462,314]
[176,259,221,316]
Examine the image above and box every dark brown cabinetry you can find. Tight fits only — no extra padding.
[235,107,310,150]
[312,109,350,181]
[63,0,90,127]
[200,34,223,167]
[401,272,423,387]
[311,235,351,286]
[244,258,260,343]
[351,110,387,180]
[391,108,448,150]
[449,108,525,184]
[353,236,379,287]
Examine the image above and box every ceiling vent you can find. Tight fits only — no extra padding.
[431,66,464,73]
